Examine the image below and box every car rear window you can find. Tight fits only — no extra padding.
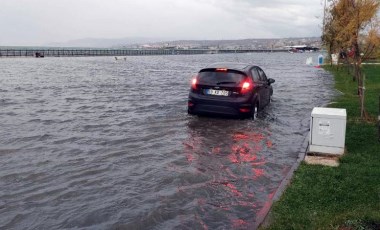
[198,71,246,85]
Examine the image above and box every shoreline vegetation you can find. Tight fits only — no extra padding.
[263,65,380,230]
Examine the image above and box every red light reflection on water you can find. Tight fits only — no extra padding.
[232,133,250,140]
[253,168,265,179]
[211,147,220,154]
[195,213,209,230]
[180,126,275,228]
[228,132,269,178]
[266,140,273,148]
[223,182,242,197]
[268,190,276,200]
[232,218,248,229]
[186,153,194,162]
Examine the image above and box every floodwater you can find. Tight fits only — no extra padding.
[0,53,335,229]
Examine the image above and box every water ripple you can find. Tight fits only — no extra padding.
[0,54,336,229]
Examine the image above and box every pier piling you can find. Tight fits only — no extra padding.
[0,48,289,58]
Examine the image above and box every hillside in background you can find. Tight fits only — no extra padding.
[46,37,170,48]
[45,37,321,49]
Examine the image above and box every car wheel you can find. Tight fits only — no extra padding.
[251,103,259,120]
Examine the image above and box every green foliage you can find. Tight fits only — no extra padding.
[362,65,380,116]
[323,0,380,60]
[264,66,380,230]
[325,65,380,119]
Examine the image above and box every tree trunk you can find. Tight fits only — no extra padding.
[360,72,365,119]
[353,41,361,82]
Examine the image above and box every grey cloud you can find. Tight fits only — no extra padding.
[0,0,323,46]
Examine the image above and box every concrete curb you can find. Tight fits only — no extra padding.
[254,133,309,229]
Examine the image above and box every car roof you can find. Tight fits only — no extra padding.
[204,62,254,71]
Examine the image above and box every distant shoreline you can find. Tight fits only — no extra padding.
[0,48,302,58]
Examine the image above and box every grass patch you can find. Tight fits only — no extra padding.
[264,65,380,230]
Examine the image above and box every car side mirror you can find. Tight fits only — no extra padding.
[268,78,275,85]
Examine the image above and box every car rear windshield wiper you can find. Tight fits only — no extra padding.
[216,81,236,85]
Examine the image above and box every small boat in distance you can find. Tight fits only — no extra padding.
[114,56,126,61]
[285,45,319,53]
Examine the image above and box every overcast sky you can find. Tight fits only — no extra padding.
[0,0,324,46]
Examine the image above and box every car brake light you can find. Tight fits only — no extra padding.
[239,108,251,113]
[241,79,253,94]
[191,77,197,90]
[216,68,228,72]
[242,82,250,89]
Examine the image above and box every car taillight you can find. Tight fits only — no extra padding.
[240,79,253,94]
[239,108,251,113]
[191,77,198,90]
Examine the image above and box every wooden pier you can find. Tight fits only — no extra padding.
[0,48,288,57]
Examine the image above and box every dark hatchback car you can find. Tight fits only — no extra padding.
[188,62,275,119]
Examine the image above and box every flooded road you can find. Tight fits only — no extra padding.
[0,53,335,229]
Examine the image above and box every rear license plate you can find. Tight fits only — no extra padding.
[206,89,229,96]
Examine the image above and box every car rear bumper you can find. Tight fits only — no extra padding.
[188,93,253,117]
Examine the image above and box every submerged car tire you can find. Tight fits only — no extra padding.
[251,102,259,120]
